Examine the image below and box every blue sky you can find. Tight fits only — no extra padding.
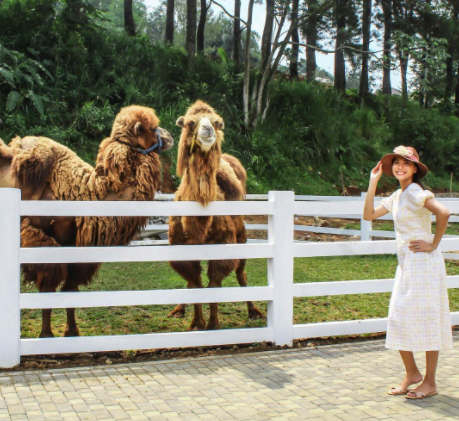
[143,0,408,90]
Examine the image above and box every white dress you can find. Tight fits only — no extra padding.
[380,183,453,352]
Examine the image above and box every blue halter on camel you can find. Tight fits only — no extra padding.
[114,128,163,155]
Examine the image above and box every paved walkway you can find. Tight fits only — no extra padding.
[1,336,459,421]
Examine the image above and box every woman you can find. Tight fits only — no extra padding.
[363,145,453,400]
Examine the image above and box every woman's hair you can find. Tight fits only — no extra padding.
[412,167,426,189]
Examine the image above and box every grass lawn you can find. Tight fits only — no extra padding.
[20,255,459,339]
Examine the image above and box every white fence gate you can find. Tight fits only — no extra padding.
[1,188,459,369]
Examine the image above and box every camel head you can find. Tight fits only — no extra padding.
[111,105,174,153]
[176,100,225,177]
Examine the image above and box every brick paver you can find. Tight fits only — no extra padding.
[1,335,459,420]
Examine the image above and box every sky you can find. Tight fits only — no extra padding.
[143,0,409,90]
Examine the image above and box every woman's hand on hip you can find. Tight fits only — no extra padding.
[409,240,435,253]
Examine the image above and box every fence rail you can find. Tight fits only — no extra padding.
[1,188,458,368]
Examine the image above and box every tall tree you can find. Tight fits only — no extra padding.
[392,0,416,104]
[445,0,458,102]
[186,0,197,69]
[124,0,135,36]
[333,0,347,92]
[165,0,175,44]
[380,0,392,94]
[233,0,242,72]
[303,0,319,82]
[197,0,209,53]
[261,0,275,70]
[290,0,300,78]
[359,0,372,102]
[243,0,255,126]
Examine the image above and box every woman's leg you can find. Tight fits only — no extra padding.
[389,351,422,394]
[406,351,439,397]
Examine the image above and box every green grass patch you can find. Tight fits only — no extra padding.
[21,256,459,338]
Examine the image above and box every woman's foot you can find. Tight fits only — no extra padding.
[388,372,423,395]
[406,381,437,399]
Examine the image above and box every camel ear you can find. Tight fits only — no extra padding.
[216,119,225,130]
[0,138,13,161]
[176,117,185,127]
[134,122,142,135]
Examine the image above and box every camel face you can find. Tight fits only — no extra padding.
[176,114,224,153]
[196,117,217,151]
[111,105,174,153]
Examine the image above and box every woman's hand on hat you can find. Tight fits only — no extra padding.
[370,161,383,183]
[409,240,435,253]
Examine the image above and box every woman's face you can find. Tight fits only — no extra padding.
[392,156,417,182]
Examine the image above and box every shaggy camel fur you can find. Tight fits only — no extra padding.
[0,106,173,338]
[168,100,264,330]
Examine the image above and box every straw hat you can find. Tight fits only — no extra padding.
[380,146,428,179]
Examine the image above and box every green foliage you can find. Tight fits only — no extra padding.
[1,0,459,194]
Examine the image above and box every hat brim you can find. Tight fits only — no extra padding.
[380,153,428,179]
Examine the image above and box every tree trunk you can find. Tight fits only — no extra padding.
[305,0,318,82]
[165,0,175,44]
[261,0,274,70]
[334,3,346,93]
[289,0,300,79]
[382,0,392,95]
[197,0,208,53]
[399,50,409,104]
[455,59,459,115]
[445,43,454,101]
[233,0,241,72]
[359,0,372,102]
[243,0,255,126]
[124,0,135,36]
[186,0,197,69]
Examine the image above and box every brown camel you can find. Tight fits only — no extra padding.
[168,100,264,330]
[0,105,174,338]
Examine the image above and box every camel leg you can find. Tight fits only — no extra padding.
[206,260,237,330]
[61,284,80,337]
[38,276,56,338]
[236,259,264,320]
[168,304,187,318]
[170,261,206,330]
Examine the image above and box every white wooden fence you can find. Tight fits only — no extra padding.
[147,193,459,244]
[1,188,459,369]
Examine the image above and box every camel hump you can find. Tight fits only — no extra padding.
[11,136,56,193]
[217,154,246,201]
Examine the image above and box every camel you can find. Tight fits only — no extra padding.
[0,105,174,338]
[168,100,264,330]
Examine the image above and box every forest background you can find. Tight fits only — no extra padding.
[1,0,459,195]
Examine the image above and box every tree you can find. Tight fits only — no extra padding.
[289,0,300,78]
[197,0,210,53]
[379,0,392,94]
[303,0,319,82]
[359,0,372,101]
[333,0,348,92]
[165,0,175,44]
[124,0,135,36]
[261,0,275,70]
[243,0,255,126]
[186,0,197,69]
[233,0,242,71]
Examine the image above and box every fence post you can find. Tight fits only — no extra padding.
[0,188,21,368]
[267,191,295,346]
[360,192,372,241]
